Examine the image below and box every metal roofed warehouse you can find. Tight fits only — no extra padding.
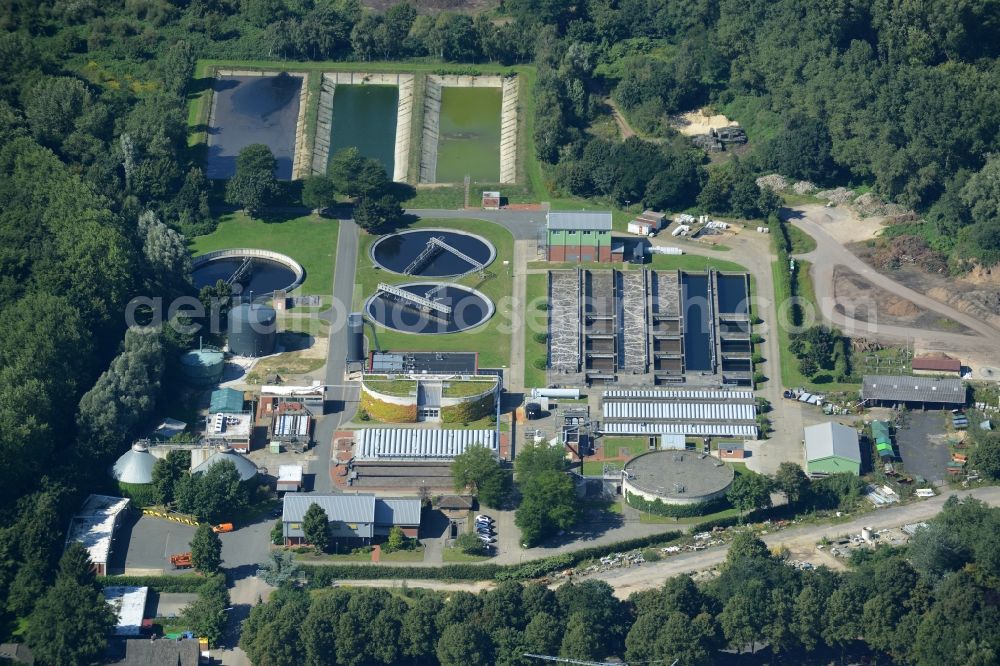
[355,428,497,461]
[601,389,758,438]
[804,422,861,476]
[861,375,965,407]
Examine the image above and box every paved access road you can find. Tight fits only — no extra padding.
[313,219,362,493]
[591,486,1000,599]
[785,205,1000,354]
[331,487,1000,601]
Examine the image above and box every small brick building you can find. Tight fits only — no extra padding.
[546,211,620,262]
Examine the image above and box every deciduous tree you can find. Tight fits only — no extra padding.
[302,502,331,553]
[190,523,223,574]
[225,144,278,217]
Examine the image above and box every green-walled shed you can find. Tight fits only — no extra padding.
[804,422,861,476]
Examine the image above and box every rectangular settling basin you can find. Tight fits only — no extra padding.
[681,273,713,372]
[436,87,502,183]
[206,73,304,180]
[328,85,399,176]
[716,274,749,315]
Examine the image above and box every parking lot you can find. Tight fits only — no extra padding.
[108,513,197,575]
[895,411,952,482]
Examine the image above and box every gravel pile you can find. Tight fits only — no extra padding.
[816,187,855,204]
[793,180,817,194]
[853,192,911,217]
[755,174,789,192]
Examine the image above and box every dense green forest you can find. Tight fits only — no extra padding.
[2,0,1000,659]
[241,497,1000,666]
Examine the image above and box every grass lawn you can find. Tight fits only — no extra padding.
[246,350,326,381]
[647,253,747,272]
[523,273,548,389]
[787,224,818,254]
[442,547,493,563]
[363,378,418,397]
[356,218,514,369]
[296,549,371,562]
[602,436,649,458]
[772,259,858,392]
[531,253,746,272]
[189,212,339,296]
[379,548,426,563]
[638,506,741,525]
[582,460,622,475]
[442,380,498,397]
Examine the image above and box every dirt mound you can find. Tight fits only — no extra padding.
[793,181,817,194]
[816,187,855,204]
[884,297,921,317]
[756,174,788,192]
[669,108,739,137]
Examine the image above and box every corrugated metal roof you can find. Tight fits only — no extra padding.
[282,493,375,524]
[804,422,861,464]
[210,388,245,413]
[601,422,757,437]
[604,389,755,400]
[355,428,497,461]
[375,498,422,526]
[604,401,756,422]
[546,211,613,231]
[861,375,965,404]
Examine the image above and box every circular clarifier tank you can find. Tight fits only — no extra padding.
[370,229,496,277]
[192,249,304,299]
[364,282,494,335]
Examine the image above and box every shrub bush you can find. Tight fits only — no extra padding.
[624,490,729,518]
[100,573,223,593]
[441,392,494,423]
[117,482,158,508]
[360,392,417,422]
[302,531,683,585]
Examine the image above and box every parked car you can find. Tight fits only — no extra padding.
[212,523,234,533]
[477,527,495,536]
[479,535,497,545]
[475,514,493,523]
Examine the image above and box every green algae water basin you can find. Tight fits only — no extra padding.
[436,87,501,183]
[329,85,398,175]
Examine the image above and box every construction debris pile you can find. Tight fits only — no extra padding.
[755,174,789,192]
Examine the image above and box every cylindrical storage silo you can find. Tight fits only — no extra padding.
[179,348,225,386]
[347,312,365,363]
[228,303,277,357]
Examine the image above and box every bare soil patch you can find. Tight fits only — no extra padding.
[850,243,1000,331]
[832,266,973,334]
[791,204,885,244]
[669,108,739,136]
